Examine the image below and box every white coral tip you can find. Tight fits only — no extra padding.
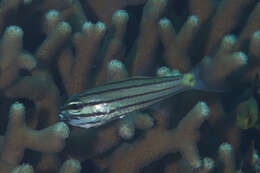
[54,122,70,139]
[219,142,232,156]
[203,157,215,170]
[198,101,210,118]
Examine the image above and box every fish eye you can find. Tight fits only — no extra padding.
[67,103,80,110]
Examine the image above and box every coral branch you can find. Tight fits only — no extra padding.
[101,102,210,173]
[0,102,69,172]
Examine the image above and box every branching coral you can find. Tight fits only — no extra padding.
[0,102,69,172]
[96,102,210,173]
[0,0,260,173]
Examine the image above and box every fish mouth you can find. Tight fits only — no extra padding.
[58,111,70,122]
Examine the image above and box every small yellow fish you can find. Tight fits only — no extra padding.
[236,97,259,130]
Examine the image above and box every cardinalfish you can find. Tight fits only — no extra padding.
[59,73,197,128]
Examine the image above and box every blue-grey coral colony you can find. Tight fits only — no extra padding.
[0,0,260,173]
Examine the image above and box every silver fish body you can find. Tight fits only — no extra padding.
[59,73,195,128]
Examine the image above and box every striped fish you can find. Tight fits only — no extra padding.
[59,73,195,128]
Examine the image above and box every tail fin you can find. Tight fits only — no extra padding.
[191,64,229,93]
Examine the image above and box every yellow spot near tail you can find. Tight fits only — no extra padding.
[183,73,196,87]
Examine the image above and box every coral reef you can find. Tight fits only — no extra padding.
[0,0,260,172]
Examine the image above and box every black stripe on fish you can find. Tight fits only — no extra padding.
[68,75,183,101]
[78,82,186,118]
